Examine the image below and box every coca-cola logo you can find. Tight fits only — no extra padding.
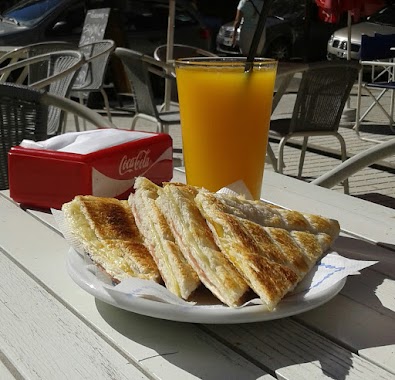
[119,150,151,175]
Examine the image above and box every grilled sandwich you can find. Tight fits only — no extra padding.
[211,192,340,242]
[155,182,250,307]
[129,177,201,300]
[61,178,340,311]
[195,189,338,310]
[62,195,161,283]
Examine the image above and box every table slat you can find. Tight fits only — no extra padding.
[0,195,273,380]
[205,318,394,380]
[0,250,150,380]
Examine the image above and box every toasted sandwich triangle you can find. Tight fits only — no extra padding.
[155,183,250,307]
[195,190,337,310]
[130,177,201,300]
[62,195,161,283]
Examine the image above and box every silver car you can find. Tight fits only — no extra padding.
[327,5,395,60]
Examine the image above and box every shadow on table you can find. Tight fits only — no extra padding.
[96,300,267,380]
[96,235,394,380]
[353,193,395,210]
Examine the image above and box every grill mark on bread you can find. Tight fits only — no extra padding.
[62,195,161,283]
[195,190,335,310]
[213,193,340,240]
[203,207,298,310]
[130,177,200,300]
[156,183,249,307]
[63,179,340,310]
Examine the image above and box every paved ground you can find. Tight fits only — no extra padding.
[65,79,395,209]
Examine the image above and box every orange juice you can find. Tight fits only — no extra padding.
[175,58,277,199]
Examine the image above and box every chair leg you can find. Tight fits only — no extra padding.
[335,133,349,194]
[278,137,288,174]
[354,68,363,138]
[73,114,80,132]
[298,137,308,178]
[362,87,394,125]
[161,124,169,134]
[266,142,278,172]
[390,88,395,133]
[61,114,69,134]
[100,88,112,123]
[130,116,138,130]
[78,94,86,131]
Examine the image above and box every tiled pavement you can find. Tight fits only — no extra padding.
[66,82,395,208]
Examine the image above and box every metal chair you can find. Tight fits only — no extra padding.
[0,82,116,190]
[114,47,181,134]
[269,61,361,193]
[0,50,85,136]
[71,40,116,127]
[354,33,395,143]
[153,43,218,62]
[0,41,78,84]
[312,138,395,190]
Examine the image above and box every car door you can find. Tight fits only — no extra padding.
[42,0,88,45]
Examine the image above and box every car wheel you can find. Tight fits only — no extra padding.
[265,39,291,61]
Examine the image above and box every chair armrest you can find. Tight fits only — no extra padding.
[312,139,395,189]
[41,92,116,130]
[360,60,395,68]
[147,64,176,80]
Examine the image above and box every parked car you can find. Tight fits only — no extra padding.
[327,4,395,60]
[215,0,336,61]
[0,0,211,53]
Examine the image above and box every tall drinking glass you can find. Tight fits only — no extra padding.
[175,57,277,200]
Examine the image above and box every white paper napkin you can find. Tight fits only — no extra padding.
[96,252,376,308]
[20,129,154,154]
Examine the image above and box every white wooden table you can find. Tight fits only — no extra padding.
[1,169,394,380]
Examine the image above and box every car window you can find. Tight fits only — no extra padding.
[368,5,395,26]
[45,2,86,37]
[270,0,304,20]
[3,0,60,26]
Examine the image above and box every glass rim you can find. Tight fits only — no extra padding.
[175,56,277,68]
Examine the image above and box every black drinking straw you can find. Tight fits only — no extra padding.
[245,0,275,72]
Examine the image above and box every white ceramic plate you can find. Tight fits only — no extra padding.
[66,248,346,324]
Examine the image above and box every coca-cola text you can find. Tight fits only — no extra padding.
[119,150,151,175]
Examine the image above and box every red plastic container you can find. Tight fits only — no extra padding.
[8,131,173,209]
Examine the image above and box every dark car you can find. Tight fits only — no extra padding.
[216,0,339,61]
[0,0,211,53]
[216,0,306,60]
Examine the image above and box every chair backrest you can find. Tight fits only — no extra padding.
[0,50,84,136]
[153,43,217,62]
[38,51,85,136]
[73,40,116,91]
[360,33,395,61]
[0,83,48,190]
[114,47,160,119]
[0,41,78,84]
[289,62,360,134]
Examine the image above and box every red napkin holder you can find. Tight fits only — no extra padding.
[8,132,173,209]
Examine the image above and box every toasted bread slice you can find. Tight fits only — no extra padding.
[212,192,340,243]
[155,183,249,307]
[130,177,200,300]
[195,190,336,310]
[62,195,161,283]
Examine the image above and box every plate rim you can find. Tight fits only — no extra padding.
[66,248,346,324]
